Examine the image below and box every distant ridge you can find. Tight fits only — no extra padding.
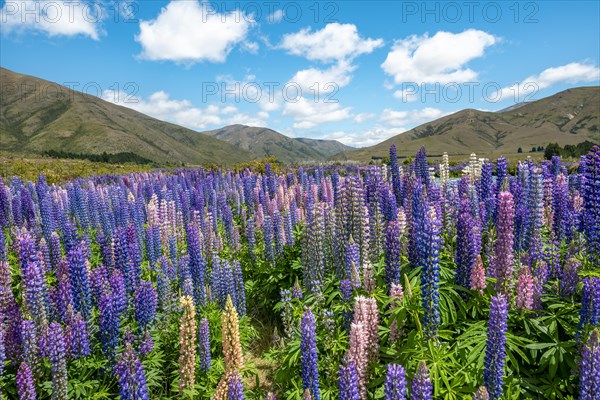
[202,124,354,163]
[333,86,600,162]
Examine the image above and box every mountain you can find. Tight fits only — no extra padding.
[333,86,600,161]
[0,68,254,165]
[294,137,355,157]
[202,124,351,163]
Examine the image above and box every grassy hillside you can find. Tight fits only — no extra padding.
[0,68,255,165]
[334,86,600,162]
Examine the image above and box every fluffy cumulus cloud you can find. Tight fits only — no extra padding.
[381,29,496,85]
[0,0,103,39]
[136,1,252,63]
[495,62,600,102]
[353,113,376,124]
[380,107,447,127]
[283,97,352,130]
[101,90,267,130]
[280,22,383,63]
[289,60,356,94]
[326,127,406,148]
[327,107,449,147]
[280,23,382,129]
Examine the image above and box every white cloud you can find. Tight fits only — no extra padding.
[0,0,102,39]
[290,60,356,94]
[101,90,267,130]
[241,41,259,54]
[353,113,376,123]
[381,29,496,85]
[283,97,352,129]
[325,107,448,147]
[327,127,407,148]
[136,1,251,63]
[495,62,600,102]
[380,107,448,127]
[280,23,383,63]
[267,9,284,24]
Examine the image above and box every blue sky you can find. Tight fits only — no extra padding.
[1,1,599,147]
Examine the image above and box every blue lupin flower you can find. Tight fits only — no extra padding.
[483,295,509,400]
[114,343,150,400]
[47,322,68,400]
[301,309,320,400]
[338,360,360,400]
[134,281,158,332]
[232,260,246,316]
[227,370,245,400]
[578,277,600,337]
[187,223,207,308]
[384,363,407,400]
[579,328,600,400]
[419,205,442,339]
[68,242,91,320]
[199,318,211,372]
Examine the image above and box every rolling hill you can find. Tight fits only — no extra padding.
[0,68,255,165]
[333,86,600,161]
[202,124,353,163]
[294,137,355,157]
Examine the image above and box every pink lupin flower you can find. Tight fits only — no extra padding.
[515,267,534,311]
[470,255,487,295]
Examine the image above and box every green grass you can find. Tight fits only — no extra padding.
[0,153,155,184]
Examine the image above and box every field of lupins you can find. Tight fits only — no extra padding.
[0,144,599,400]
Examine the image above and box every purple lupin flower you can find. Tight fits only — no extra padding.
[263,215,275,263]
[66,310,90,359]
[114,342,150,400]
[384,364,407,400]
[0,323,5,377]
[559,258,580,297]
[455,199,481,290]
[139,330,154,357]
[339,360,360,400]
[21,319,41,379]
[21,259,48,327]
[492,191,515,294]
[385,220,401,287]
[390,144,403,204]
[579,328,600,400]
[17,362,37,400]
[134,281,158,332]
[411,361,432,400]
[199,317,211,372]
[301,309,320,400]
[47,322,68,400]
[483,295,508,400]
[345,237,361,287]
[227,370,245,400]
